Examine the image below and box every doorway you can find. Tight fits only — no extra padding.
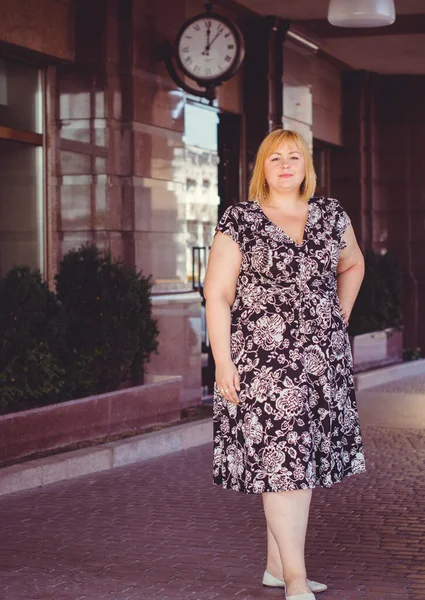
[184,103,243,397]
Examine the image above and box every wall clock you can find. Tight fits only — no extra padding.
[161,3,245,103]
[175,12,245,86]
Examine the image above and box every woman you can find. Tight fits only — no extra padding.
[203,129,366,600]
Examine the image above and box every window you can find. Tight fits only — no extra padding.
[183,103,219,285]
[0,58,44,276]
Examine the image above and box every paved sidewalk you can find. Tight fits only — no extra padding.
[1,376,424,600]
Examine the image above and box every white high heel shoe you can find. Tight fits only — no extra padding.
[262,570,327,593]
[286,594,316,600]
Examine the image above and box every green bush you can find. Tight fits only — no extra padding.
[402,347,422,361]
[0,267,66,413]
[349,248,403,336]
[0,246,159,414]
[55,244,159,398]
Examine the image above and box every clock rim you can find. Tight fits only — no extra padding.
[174,11,245,86]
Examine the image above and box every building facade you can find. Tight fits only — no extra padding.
[1,0,425,405]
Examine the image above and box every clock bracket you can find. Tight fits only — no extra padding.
[159,40,217,105]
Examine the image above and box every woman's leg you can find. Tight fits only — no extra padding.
[265,522,284,579]
[262,488,313,596]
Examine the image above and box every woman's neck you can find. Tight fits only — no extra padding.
[263,190,304,209]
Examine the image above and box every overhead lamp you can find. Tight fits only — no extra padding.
[328,0,396,28]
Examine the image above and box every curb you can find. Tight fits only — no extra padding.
[3,360,424,498]
[0,418,212,497]
[354,358,425,390]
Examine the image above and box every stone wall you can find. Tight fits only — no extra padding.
[48,0,247,405]
[0,0,74,61]
[330,71,425,352]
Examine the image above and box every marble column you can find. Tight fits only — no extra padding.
[53,0,203,406]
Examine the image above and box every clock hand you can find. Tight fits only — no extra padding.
[207,30,223,49]
[202,26,211,56]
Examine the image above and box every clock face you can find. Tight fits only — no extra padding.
[176,15,242,83]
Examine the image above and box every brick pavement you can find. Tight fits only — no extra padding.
[369,372,425,394]
[0,379,424,600]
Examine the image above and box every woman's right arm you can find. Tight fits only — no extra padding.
[203,231,242,405]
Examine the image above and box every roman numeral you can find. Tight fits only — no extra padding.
[225,55,232,62]
[193,24,200,31]
[228,44,234,49]
[185,56,193,64]
[182,47,189,53]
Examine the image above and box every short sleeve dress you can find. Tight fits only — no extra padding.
[212,197,366,494]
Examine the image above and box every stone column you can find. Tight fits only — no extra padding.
[53,0,203,407]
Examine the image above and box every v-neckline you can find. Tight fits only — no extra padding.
[254,198,312,248]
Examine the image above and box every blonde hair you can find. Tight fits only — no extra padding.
[248,129,316,203]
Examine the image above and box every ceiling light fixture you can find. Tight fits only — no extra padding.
[328,0,396,28]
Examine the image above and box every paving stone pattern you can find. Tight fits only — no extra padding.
[1,392,424,599]
[369,373,425,394]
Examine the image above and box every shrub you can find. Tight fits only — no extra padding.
[349,248,403,336]
[402,347,422,361]
[0,267,66,413]
[55,244,159,398]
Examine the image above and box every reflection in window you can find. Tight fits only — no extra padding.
[0,58,42,133]
[184,104,218,151]
[0,140,44,275]
[184,103,219,286]
[0,58,44,276]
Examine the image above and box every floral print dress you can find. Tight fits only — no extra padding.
[212,197,366,493]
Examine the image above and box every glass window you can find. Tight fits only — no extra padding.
[183,103,219,286]
[0,139,44,276]
[0,58,43,133]
[0,57,44,276]
[184,103,218,151]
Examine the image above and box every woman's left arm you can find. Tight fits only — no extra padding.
[337,224,365,325]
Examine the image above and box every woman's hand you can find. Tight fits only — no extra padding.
[215,360,240,405]
[337,224,365,328]
[339,305,350,326]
